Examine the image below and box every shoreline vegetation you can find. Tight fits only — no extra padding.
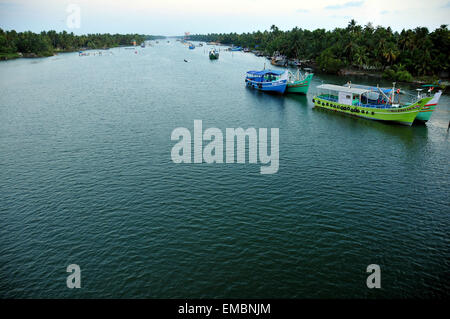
[190,20,449,87]
[0,29,165,60]
[1,21,448,88]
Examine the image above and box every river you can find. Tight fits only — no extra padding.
[0,41,449,298]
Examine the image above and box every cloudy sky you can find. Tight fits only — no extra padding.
[0,0,449,35]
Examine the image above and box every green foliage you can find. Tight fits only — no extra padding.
[317,48,343,74]
[190,22,450,79]
[0,28,147,58]
[383,64,414,82]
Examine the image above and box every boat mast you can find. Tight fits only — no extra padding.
[391,82,396,104]
[376,84,390,105]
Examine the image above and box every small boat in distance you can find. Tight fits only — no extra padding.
[271,52,287,67]
[189,43,195,50]
[230,46,242,51]
[286,69,314,94]
[209,48,219,60]
[245,69,288,94]
[312,83,434,126]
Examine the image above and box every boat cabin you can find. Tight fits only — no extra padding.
[246,70,286,83]
[316,84,401,109]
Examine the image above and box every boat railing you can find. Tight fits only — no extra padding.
[318,95,408,109]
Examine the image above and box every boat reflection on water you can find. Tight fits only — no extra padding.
[246,86,287,111]
[313,106,429,146]
[285,93,309,107]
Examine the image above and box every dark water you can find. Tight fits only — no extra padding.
[0,42,449,298]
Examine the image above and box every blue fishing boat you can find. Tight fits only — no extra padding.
[189,44,195,49]
[245,69,288,94]
[230,46,242,51]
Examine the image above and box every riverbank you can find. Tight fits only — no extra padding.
[0,52,21,60]
[0,29,147,61]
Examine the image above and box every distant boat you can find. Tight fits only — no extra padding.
[271,52,287,67]
[189,44,195,49]
[243,48,250,53]
[230,46,242,51]
[286,69,314,94]
[209,48,219,60]
[245,69,288,94]
[140,42,145,48]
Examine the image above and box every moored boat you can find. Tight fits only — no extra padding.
[188,43,195,49]
[312,83,433,126]
[245,69,288,94]
[209,48,219,60]
[271,52,287,67]
[286,69,314,94]
[344,83,443,123]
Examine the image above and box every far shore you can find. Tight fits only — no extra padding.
[1,44,448,91]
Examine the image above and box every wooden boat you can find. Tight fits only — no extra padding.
[286,69,314,94]
[209,48,219,60]
[245,69,288,94]
[271,51,287,67]
[343,82,442,123]
[312,83,434,126]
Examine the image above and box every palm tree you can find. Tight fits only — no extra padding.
[382,42,400,65]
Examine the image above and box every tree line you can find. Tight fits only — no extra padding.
[0,29,162,59]
[190,20,449,81]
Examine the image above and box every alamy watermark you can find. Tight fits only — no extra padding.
[66,264,81,288]
[366,264,381,289]
[171,120,279,174]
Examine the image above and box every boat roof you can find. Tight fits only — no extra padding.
[247,70,285,76]
[317,84,370,95]
[345,84,393,94]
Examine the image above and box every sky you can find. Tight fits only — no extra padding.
[0,0,449,35]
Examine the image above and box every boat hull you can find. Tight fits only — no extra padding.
[415,103,436,122]
[286,74,313,94]
[415,91,442,122]
[312,96,432,126]
[246,80,287,94]
[209,53,219,60]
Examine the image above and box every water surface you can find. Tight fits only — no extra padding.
[0,42,449,298]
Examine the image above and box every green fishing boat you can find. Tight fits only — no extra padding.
[313,83,433,126]
[286,69,313,94]
[209,48,219,60]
